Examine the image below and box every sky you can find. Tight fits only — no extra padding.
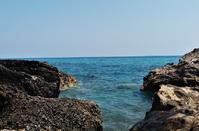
[0,0,198,58]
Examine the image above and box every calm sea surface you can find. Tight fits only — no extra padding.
[27,56,179,131]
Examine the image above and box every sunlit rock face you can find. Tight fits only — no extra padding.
[141,48,199,92]
[131,48,199,131]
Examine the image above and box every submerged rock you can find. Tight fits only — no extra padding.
[131,48,199,131]
[0,60,102,131]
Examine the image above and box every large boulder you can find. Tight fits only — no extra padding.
[0,60,76,97]
[0,89,102,131]
[131,85,199,131]
[0,64,59,98]
[131,48,199,131]
[0,60,102,131]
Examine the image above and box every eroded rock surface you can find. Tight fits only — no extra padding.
[131,85,199,131]
[0,60,102,131]
[59,71,76,90]
[141,48,199,92]
[0,90,102,131]
[131,48,199,131]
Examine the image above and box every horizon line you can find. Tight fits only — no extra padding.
[0,55,181,59]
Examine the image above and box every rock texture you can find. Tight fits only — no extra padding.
[58,71,76,90]
[131,48,199,131]
[141,48,199,92]
[0,60,102,131]
[0,60,76,93]
[0,91,102,131]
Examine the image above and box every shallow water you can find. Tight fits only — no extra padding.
[28,56,179,131]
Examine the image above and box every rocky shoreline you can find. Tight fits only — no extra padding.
[0,60,102,131]
[130,48,199,131]
[1,48,199,131]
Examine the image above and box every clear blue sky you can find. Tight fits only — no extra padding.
[0,0,198,58]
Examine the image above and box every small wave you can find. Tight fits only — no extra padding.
[74,80,84,87]
[102,65,120,68]
[86,74,98,79]
[116,83,139,89]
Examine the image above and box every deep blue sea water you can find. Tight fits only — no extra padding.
[27,56,179,131]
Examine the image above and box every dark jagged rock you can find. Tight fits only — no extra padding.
[0,60,77,89]
[0,89,102,131]
[180,48,199,63]
[0,63,60,98]
[0,60,102,131]
[0,60,77,97]
[131,48,199,131]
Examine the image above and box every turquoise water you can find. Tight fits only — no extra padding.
[28,56,179,131]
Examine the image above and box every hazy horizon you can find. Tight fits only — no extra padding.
[0,55,181,59]
[0,0,198,58]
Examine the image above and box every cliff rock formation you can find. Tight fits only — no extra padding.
[131,48,199,131]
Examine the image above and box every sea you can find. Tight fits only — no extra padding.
[27,56,180,131]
